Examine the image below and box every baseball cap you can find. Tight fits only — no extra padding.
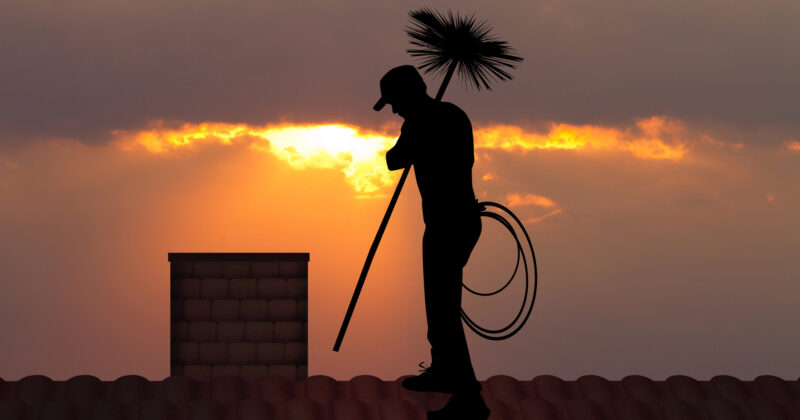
[373,65,427,111]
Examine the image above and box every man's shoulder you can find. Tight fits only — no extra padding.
[436,101,471,124]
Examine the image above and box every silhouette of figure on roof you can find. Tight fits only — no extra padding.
[375,65,489,420]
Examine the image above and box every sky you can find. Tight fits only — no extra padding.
[1,0,799,381]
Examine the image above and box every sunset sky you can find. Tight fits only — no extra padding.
[1,0,799,382]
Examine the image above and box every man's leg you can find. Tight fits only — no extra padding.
[403,223,481,393]
[422,223,489,420]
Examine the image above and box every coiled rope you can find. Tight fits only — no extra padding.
[461,201,538,340]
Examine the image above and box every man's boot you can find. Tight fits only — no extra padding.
[401,363,457,393]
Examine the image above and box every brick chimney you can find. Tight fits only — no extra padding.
[169,253,309,381]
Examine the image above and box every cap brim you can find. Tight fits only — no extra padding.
[373,97,387,111]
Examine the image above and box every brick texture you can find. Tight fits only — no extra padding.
[170,253,309,381]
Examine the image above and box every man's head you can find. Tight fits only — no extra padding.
[373,65,428,118]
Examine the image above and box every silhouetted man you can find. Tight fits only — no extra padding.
[374,65,489,419]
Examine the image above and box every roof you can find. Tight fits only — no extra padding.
[1,374,798,419]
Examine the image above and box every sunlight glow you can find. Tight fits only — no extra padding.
[474,116,688,160]
[788,141,800,152]
[112,122,396,197]
[113,116,690,197]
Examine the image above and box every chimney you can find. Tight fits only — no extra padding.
[169,253,309,381]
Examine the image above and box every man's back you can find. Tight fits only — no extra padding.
[386,98,477,226]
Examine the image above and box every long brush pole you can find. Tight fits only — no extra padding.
[333,63,457,351]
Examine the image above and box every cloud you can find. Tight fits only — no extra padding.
[507,193,557,208]
[475,116,689,160]
[111,121,397,197]
[788,141,800,152]
[1,1,798,147]
[109,115,738,199]
[524,208,563,224]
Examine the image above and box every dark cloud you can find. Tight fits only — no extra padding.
[1,0,798,147]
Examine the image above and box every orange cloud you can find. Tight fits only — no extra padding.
[474,116,688,160]
[507,193,557,208]
[787,141,800,152]
[112,116,695,197]
[112,121,396,197]
[524,208,563,224]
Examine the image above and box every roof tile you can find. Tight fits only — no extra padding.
[379,398,421,420]
[564,398,608,420]
[35,399,75,420]
[532,375,572,403]
[350,375,386,405]
[187,398,225,420]
[666,375,708,404]
[754,375,794,403]
[746,397,788,420]
[306,375,339,404]
[161,375,198,406]
[137,398,180,420]
[89,398,128,420]
[611,398,656,420]
[710,375,750,403]
[577,375,616,404]
[112,375,150,405]
[210,375,243,406]
[0,399,25,420]
[6,374,798,420]
[703,398,746,420]
[257,375,294,404]
[486,375,522,404]
[621,375,661,404]
[657,400,702,420]
[332,398,374,420]
[518,398,559,420]
[284,397,327,420]
[236,398,275,420]
[0,377,9,399]
[65,374,103,405]
[16,375,54,405]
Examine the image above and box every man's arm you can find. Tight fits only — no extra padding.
[386,130,412,170]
